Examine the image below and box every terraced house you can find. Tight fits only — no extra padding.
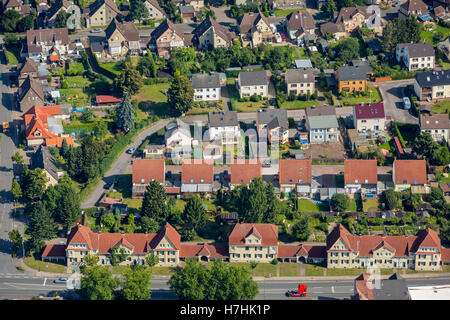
[344,159,378,196]
[327,224,450,271]
[144,0,166,20]
[278,159,312,197]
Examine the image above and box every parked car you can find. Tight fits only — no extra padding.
[402,97,411,110]
[393,1,401,6]
[274,33,282,43]
[262,160,272,168]
[90,28,102,33]
[53,278,68,284]
[126,147,136,154]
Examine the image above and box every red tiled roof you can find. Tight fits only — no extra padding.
[393,136,404,155]
[354,102,385,119]
[354,272,374,300]
[439,183,450,193]
[132,159,165,184]
[228,223,278,246]
[442,248,450,262]
[230,160,262,184]
[277,244,326,258]
[181,159,214,184]
[279,159,312,184]
[41,244,66,257]
[24,105,64,141]
[393,159,427,185]
[180,243,229,258]
[164,187,181,194]
[96,95,122,104]
[344,159,378,184]
[46,137,73,147]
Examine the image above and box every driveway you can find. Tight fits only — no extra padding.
[375,80,418,124]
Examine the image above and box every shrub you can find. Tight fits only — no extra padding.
[250,95,261,102]
[271,258,278,265]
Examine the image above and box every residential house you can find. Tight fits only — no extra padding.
[179,243,229,263]
[433,6,450,21]
[272,0,306,9]
[353,102,386,137]
[144,0,166,21]
[439,183,450,196]
[207,111,240,145]
[230,160,262,188]
[165,119,193,158]
[192,16,236,50]
[85,0,122,28]
[30,146,65,187]
[238,10,273,48]
[344,159,378,195]
[320,22,348,40]
[285,68,315,96]
[396,43,435,71]
[179,5,195,21]
[399,0,429,18]
[414,69,450,101]
[256,108,289,145]
[419,113,450,142]
[142,144,165,159]
[183,0,204,11]
[63,223,181,268]
[131,158,166,197]
[46,0,72,26]
[326,224,444,271]
[105,18,140,56]
[192,73,221,101]
[278,159,312,197]
[150,19,192,57]
[237,70,270,98]
[393,159,427,192]
[181,159,214,193]
[352,272,410,300]
[337,65,368,93]
[17,76,45,113]
[23,105,73,147]
[305,106,339,143]
[335,5,376,33]
[284,10,315,43]
[3,0,31,15]
[24,28,70,61]
[16,58,40,86]
[228,223,279,263]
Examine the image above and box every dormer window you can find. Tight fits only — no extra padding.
[141,178,145,183]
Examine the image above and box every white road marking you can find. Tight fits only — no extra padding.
[43,278,46,286]
[331,286,335,293]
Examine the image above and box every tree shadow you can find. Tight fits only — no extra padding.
[0,238,13,255]
[1,92,15,112]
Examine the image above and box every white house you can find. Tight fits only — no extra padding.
[192,73,221,102]
[165,119,193,158]
[207,111,240,145]
[420,113,450,142]
[353,102,386,137]
[396,43,435,71]
[414,70,450,101]
[237,70,269,99]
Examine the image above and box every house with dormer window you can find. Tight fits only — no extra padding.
[344,159,378,196]
[230,160,262,189]
[181,159,214,193]
[131,158,166,198]
[393,159,427,192]
[419,113,449,143]
[353,102,386,137]
[279,159,312,197]
[238,10,273,48]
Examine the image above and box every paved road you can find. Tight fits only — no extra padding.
[0,62,20,276]
[376,79,418,124]
[1,274,449,300]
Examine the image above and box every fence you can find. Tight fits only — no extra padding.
[374,77,392,82]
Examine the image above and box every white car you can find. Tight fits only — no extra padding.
[402,97,411,110]
[274,33,282,43]
[90,28,102,33]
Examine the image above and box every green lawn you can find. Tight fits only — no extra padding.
[188,105,223,115]
[305,264,325,276]
[99,61,123,75]
[380,268,394,275]
[134,83,169,103]
[273,8,304,16]
[346,199,357,212]
[326,268,363,276]
[298,199,328,212]
[378,137,392,151]
[64,76,91,88]
[233,263,277,277]
[4,48,19,65]
[59,88,90,107]
[175,199,186,212]
[363,198,380,212]
[432,100,450,114]
[233,100,269,112]
[421,24,450,44]
[67,62,86,75]
[439,176,450,183]
[150,266,178,275]
[339,87,381,106]
[111,265,132,274]
[279,263,298,276]
[24,257,65,273]
[279,99,318,109]
[122,198,142,209]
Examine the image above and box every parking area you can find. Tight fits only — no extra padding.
[376,80,418,124]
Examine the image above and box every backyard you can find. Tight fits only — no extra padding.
[279,99,318,109]
[338,86,381,106]
[432,100,450,114]
[298,199,330,212]
[421,23,450,44]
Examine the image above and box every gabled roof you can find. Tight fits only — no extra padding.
[145,0,166,16]
[420,113,450,130]
[238,70,269,86]
[320,22,345,35]
[279,159,312,185]
[17,58,39,76]
[150,223,181,250]
[24,105,64,140]
[180,243,229,258]
[397,42,434,58]
[400,0,428,15]
[335,5,373,24]
[337,65,368,81]
[286,10,315,32]
[354,102,385,119]
[230,160,262,184]
[371,240,396,254]
[285,68,315,84]
[327,224,354,251]
[393,159,427,185]
[208,111,238,127]
[19,76,45,103]
[415,70,450,88]
[229,223,278,246]
[256,108,288,127]
[132,158,165,184]
[344,159,378,185]
[105,18,140,42]
[30,146,61,181]
[239,9,271,34]
[26,28,69,48]
[192,16,235,44]
[47,0,72,20]
[192,73,221,89]
[151,19,185,41]
[181,159,214,184]
[89,0,121,18]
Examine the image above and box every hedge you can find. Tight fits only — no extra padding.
[143,78,170,85]
[91,53,118,80]
[392,122,407,149]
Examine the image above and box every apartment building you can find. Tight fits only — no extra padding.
[419,113,450,142]
[353,102,386,137]
[24,28,70,61]
[285,68,315,96]
[344,159,378,195]
[396,43,435,71]
[414,70,450,101]
[278,159,312,197]
[337,66,368,93]
[305,106,339,143]
[237,70,269,99]
[192,73,221,102]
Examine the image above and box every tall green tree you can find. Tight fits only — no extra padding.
[323,0,337,17]
[181,195,207,233]
[9,229,23,257]
[0,10,21,32]
[121,265,152,300]
[384,188,400,210]
[413,132,439,159]
[167,75,194,115]
[331,193,350,212]
[79,266,119,300]
[115,93,136,132]
[291,215,311,241]
[334,38,360,62]
[129,0,149,23]
[11,151,24,165]
[168,259,211,300]
[113,62,143,95]
[140,180,169,224]
[243,177,268,223]
[83,254,100,267]
[55,183,81,231]
[61,138,70,158]
[168,47,197,76]
[11,179,22,200]
[145,253,159,269]
[137,54,157,78]
[20,168,47,203]
[54,10,68,28]
[26,202,57,253]
[139,216,160,233]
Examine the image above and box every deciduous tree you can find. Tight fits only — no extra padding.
[79,266,119,300]
[167,75,194,115]
[121,265,152,300]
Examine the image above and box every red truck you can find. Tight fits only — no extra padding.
[286,284,307,297]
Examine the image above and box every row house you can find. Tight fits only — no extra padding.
[327,224,445,271]
[256,108,289,145]
[192,16,236,51]
[284,10,315,44]
[393,159,427,193]
[238,10,273,48]
[237,70,270,99]
[180,159,214,193]
[230,160,262,188]
[24,28,71,62]
[279,159,312,197]
[85,0,123,28]
[396,42,435,71]
[414,69,450,101]
[419,113,450,142]
[285,68,315,96]
[344,159,378,196]
[192,73,221,102]
[150,19,193,57]
[105,18,140,56]
[131,158,167,198]
[207,111,240,145]
[305,106,339,143]
[353,102,386,137]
